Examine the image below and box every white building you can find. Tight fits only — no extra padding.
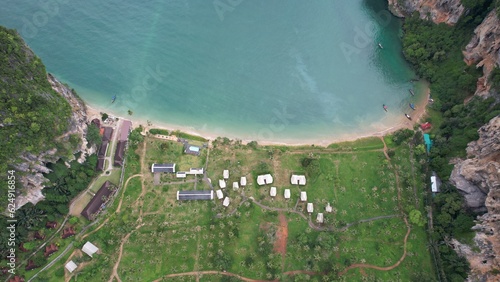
[257,174,273,185]
[307,203,314,213]
[219,179,226,189]
[65,260,77,273]
[270,187,277,197]
[189,168,204,175]
[222,197,230,207]
[233,182,239,190]
[316,213,324,223]
[223,170,229,179]
[176,172,186,178]
[284,189,291,199]
[431,175,441,193]
[325,203,333,213]
[240,177,247,186]
[216,189,224,200]
[300,191,307,202]
[82,242,99,257]
[291,175,306,185]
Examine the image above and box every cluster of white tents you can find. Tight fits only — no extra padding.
[216,170,248,207]
[65,242,99,274]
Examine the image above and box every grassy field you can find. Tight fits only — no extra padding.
[43,134,435,281]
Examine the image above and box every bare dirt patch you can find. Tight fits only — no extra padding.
[274,213,288,256]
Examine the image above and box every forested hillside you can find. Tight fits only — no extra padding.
[0,26,72,205]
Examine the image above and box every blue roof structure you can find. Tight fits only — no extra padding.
[424,134,432,153]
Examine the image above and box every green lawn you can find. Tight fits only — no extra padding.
[46,136,435,281]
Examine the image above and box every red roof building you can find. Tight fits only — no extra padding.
[44,243,59,257]
[34,231,45,240]
[62,227,76,239]
[8,276,25,282]
[420,122,432,130]
[45,221,58,229]
[25,260,38,271]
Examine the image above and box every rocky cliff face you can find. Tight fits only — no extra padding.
[14,75,90,208]
[450,116,500,212]
[450,116,500,281]
[388,0,464,24]
[464,10,500,97]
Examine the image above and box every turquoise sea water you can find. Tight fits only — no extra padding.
[0,0,424,142]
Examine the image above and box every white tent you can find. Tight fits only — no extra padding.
[65,260,77,273]
[257,174,273,185]
[222,197,230,207]
[240,177,247,186]
[82,242,99,257]
[291,175,306,185]
[219,179,226,189]
[216,189,223,200]
[233,182,239,190]
[316,213,324,223]
[223,170,229,179]
[284,189,291,199]
[325,203,333,213]
[270,187,277,197]
[307,203,314,213]
[300,191,307,202]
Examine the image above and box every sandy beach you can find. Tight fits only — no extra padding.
[85,87,430,147]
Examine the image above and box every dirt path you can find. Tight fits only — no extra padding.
[274,213,288,271]
[109,142,149,282]
[116,174,142,213]
[152,269,323,282]
[108,223,144,282]
[339,217,411,275]
[339,137,412,276]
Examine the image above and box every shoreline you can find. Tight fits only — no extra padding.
[84,85,430,147]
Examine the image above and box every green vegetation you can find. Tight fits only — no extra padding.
[86,123,102,148]
[148,128,170,135]
[53,134,434,281]
[173,130,208,142]
[401,3,500,281]
[0,26,73,205]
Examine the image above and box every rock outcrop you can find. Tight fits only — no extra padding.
[463,10,500,97]
[450,116,500,281]
[450,116,500,213]
[14,75,90,208]
[388,0,464,24]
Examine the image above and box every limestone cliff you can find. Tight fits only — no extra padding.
[450,116,500,281]
[388,0,464,24]
[14,75,91,208]
[450,117,500,213]
[464,10,500,97]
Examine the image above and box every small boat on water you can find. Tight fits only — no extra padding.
[383,104,388,112]
[405,113,412,120]
[409,89,415,96]
[378,43,383,49]
[111,95,116,103]
[409,103,415,110]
